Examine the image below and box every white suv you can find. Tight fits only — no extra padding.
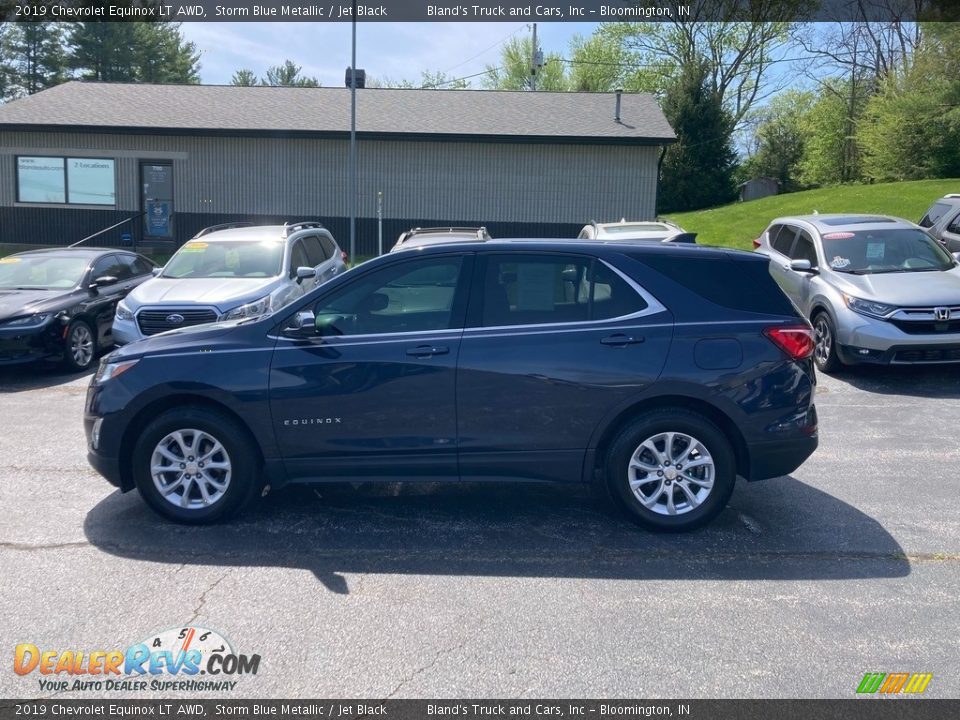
[578,219,692,242]
[113,222,347,345]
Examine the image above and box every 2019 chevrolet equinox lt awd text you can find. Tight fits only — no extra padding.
[85,240,818,532]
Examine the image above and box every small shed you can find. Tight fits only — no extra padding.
[739,177,781,202]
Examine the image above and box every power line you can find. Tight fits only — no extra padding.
[421,66,504,89]
[440,23,528,76]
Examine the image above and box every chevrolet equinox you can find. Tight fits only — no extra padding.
[85,240,818,531]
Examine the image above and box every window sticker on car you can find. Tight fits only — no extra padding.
[823,232,855,240]
[830,256,851,269]
[225,249,240,269]
[181,242,208,252]
[0,257,21,264]
[866,242,885,261]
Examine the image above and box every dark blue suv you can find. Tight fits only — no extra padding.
[85,241,818,532]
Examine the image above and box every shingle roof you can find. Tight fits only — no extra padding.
[0,81,675,143]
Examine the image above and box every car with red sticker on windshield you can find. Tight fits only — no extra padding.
[754,214,960,372]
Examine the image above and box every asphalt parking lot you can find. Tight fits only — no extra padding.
[1,361,958,699]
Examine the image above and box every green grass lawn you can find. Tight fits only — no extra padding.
[663,178,960,251]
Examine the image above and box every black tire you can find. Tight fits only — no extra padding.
[605,409,736,532]
[62,319,97,371]
[132,407,260,524]
[812,311,844,374]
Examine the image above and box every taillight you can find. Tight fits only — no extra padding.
[341,250,349,264]
[752,238,761,249]
[764,324,815,360]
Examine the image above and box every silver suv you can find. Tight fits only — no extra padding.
[755,214,960,372]
[113,222,347,345]
[919,195,960,252]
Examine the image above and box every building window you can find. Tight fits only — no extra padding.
[16,156,116,206]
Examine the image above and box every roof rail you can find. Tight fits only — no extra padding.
[283,220,325,237]
[194,222,254,238]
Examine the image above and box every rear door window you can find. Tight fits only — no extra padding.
[301,235,327,265]
[946,212,960,235]
[770,225,798,255]
[319,235,338,260]
[479,254,647,327]
[920,202,951,228]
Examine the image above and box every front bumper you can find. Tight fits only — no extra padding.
[835,308,960,365]
[0,322,63,365]
[111,316,142,346]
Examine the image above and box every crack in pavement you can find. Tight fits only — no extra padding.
[0,540,90,551]
[385,616,485,698]
[187,571,230,626]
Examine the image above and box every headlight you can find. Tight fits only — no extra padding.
[1,312,52,329]
[115,302,134,321]
[842,294,898,319]
[220,295,271,322]
[93,358,139,384]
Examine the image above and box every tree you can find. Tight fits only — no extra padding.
[744,90,814,191]
[134,23,200,84]
[67,21,199,83]
[5,22,67,97]
[0,24,18,102]
[859,22,960,181]
[67,23,140,82]
[482,36,569,91]
[796,81,862,186]
[230,69,259,87]
[567,27,660,93]
[262,60,319,87]
[578,3,800,128]
[368,70,470,89]
[658,61,738,213]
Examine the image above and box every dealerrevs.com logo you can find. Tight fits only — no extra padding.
[14,626,260,693]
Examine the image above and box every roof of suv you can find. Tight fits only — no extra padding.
[399,237,757,263]
[769,214,917,233]
[188,222,331,243]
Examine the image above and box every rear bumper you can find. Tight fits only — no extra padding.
[745,433,818,481]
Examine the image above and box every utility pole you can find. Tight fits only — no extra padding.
[349,0,357,263]
[530,23,537,91]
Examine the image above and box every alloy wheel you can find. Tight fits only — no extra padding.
[70,324,94,368]
[627,431,715,516]
[814,316,832,367]
[150,429,232,509]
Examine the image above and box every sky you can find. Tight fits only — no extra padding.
[179,22,600,87]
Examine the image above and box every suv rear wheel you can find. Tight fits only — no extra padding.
[132,407,259,524]
[606,409,736,532]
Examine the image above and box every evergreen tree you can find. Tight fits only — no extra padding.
[262,60,319,87]
[0,24,16,102]
[230,69,259,87]
[68,21,199,83]
[658,61,738,213]
[6,22,67,96]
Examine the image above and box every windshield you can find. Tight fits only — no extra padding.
[822,229,955,274]
[0,255,88,289]
[162,239,284,279]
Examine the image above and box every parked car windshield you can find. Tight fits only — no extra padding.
[0,255,88,289]
[822,228,956,274]
[162,239,284,279]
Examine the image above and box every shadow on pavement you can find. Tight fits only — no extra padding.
[828,363,960,398]
[84,476,910,594]
[0,363,93,393]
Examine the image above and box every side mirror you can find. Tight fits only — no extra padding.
[151,267,162,277]
[88,275,118,292]
[283,310,316,337]
[953,252,960,262]
[789,259,816,273]
[295,266,317,284]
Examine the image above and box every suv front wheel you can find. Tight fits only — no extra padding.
[132,407,259,524]
[606,409,736,532]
